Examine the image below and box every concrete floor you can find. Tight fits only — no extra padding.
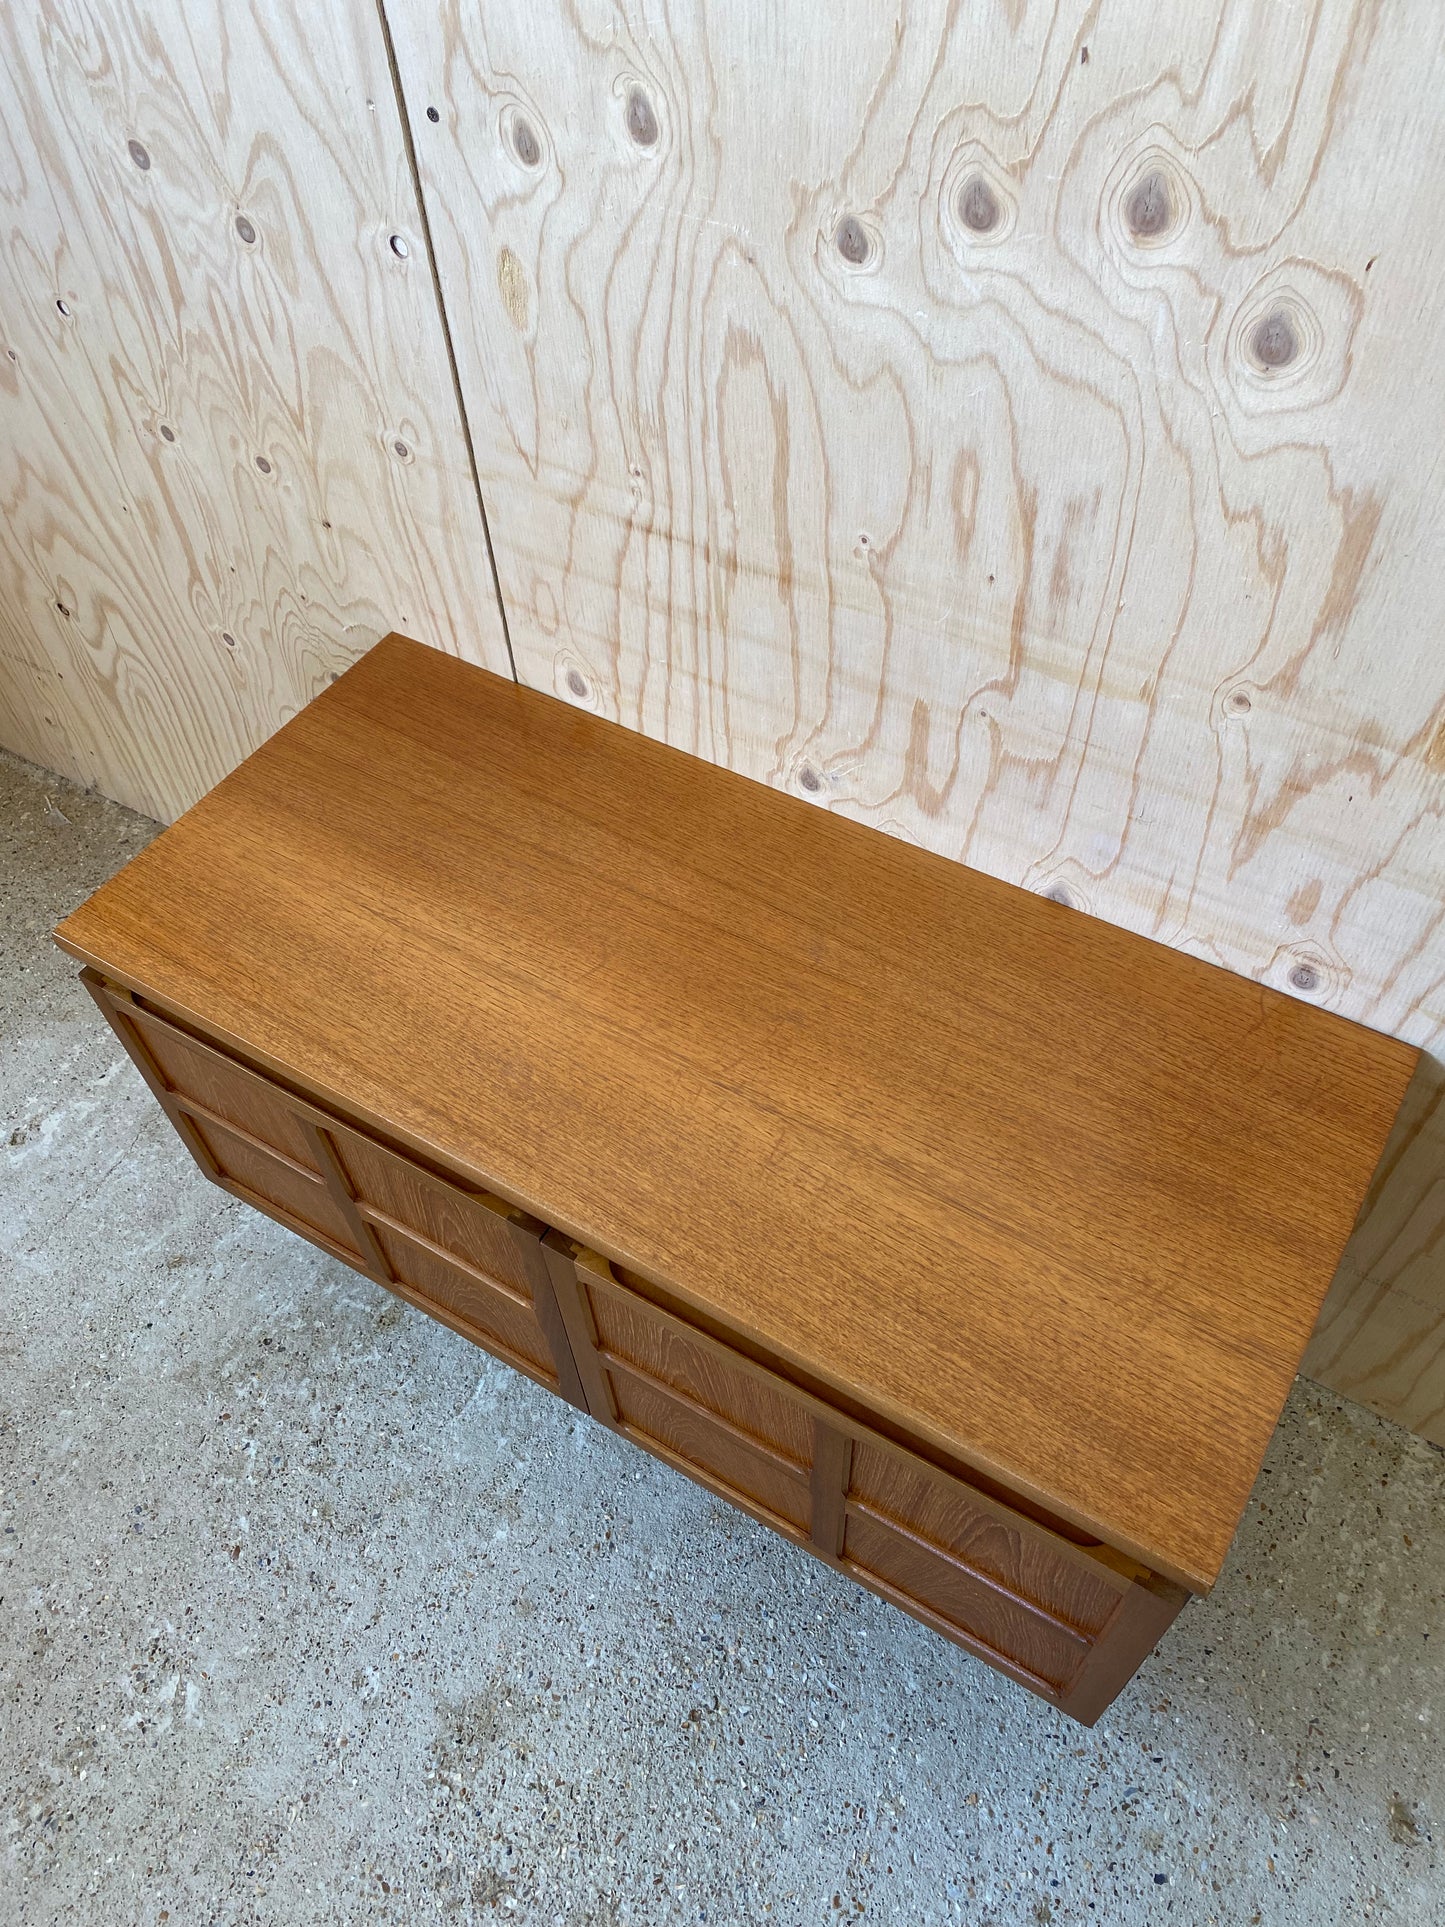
[1,746,1441,1927]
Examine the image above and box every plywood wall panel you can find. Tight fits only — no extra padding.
[387,0,1445,1439]
[0,0,508,824]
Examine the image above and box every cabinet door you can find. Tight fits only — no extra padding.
[83,971,583,1406]
[549,1242,818,1539]
[322,1116,582,1403]
[543,1239,1185,1720]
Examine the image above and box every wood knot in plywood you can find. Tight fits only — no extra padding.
[1124,169,1173,240]
[958,175,1001,234]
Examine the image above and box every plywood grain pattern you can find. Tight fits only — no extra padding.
[387,0,1445,1438]
[0,0,508,823]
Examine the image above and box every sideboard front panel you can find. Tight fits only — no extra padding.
[79,964,1185,1722]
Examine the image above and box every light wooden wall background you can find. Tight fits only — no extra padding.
[387,0,1445,1443]
[2,2,1442,1443]
[0,0,508,825]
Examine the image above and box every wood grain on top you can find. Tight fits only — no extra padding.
[54,636,1419,1590]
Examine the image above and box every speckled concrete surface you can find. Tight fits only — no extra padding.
[1,744,1442,1927]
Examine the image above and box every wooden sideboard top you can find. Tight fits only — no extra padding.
[55,635,1418,1591]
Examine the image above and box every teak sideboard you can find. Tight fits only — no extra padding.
[54,635,1418,1725]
